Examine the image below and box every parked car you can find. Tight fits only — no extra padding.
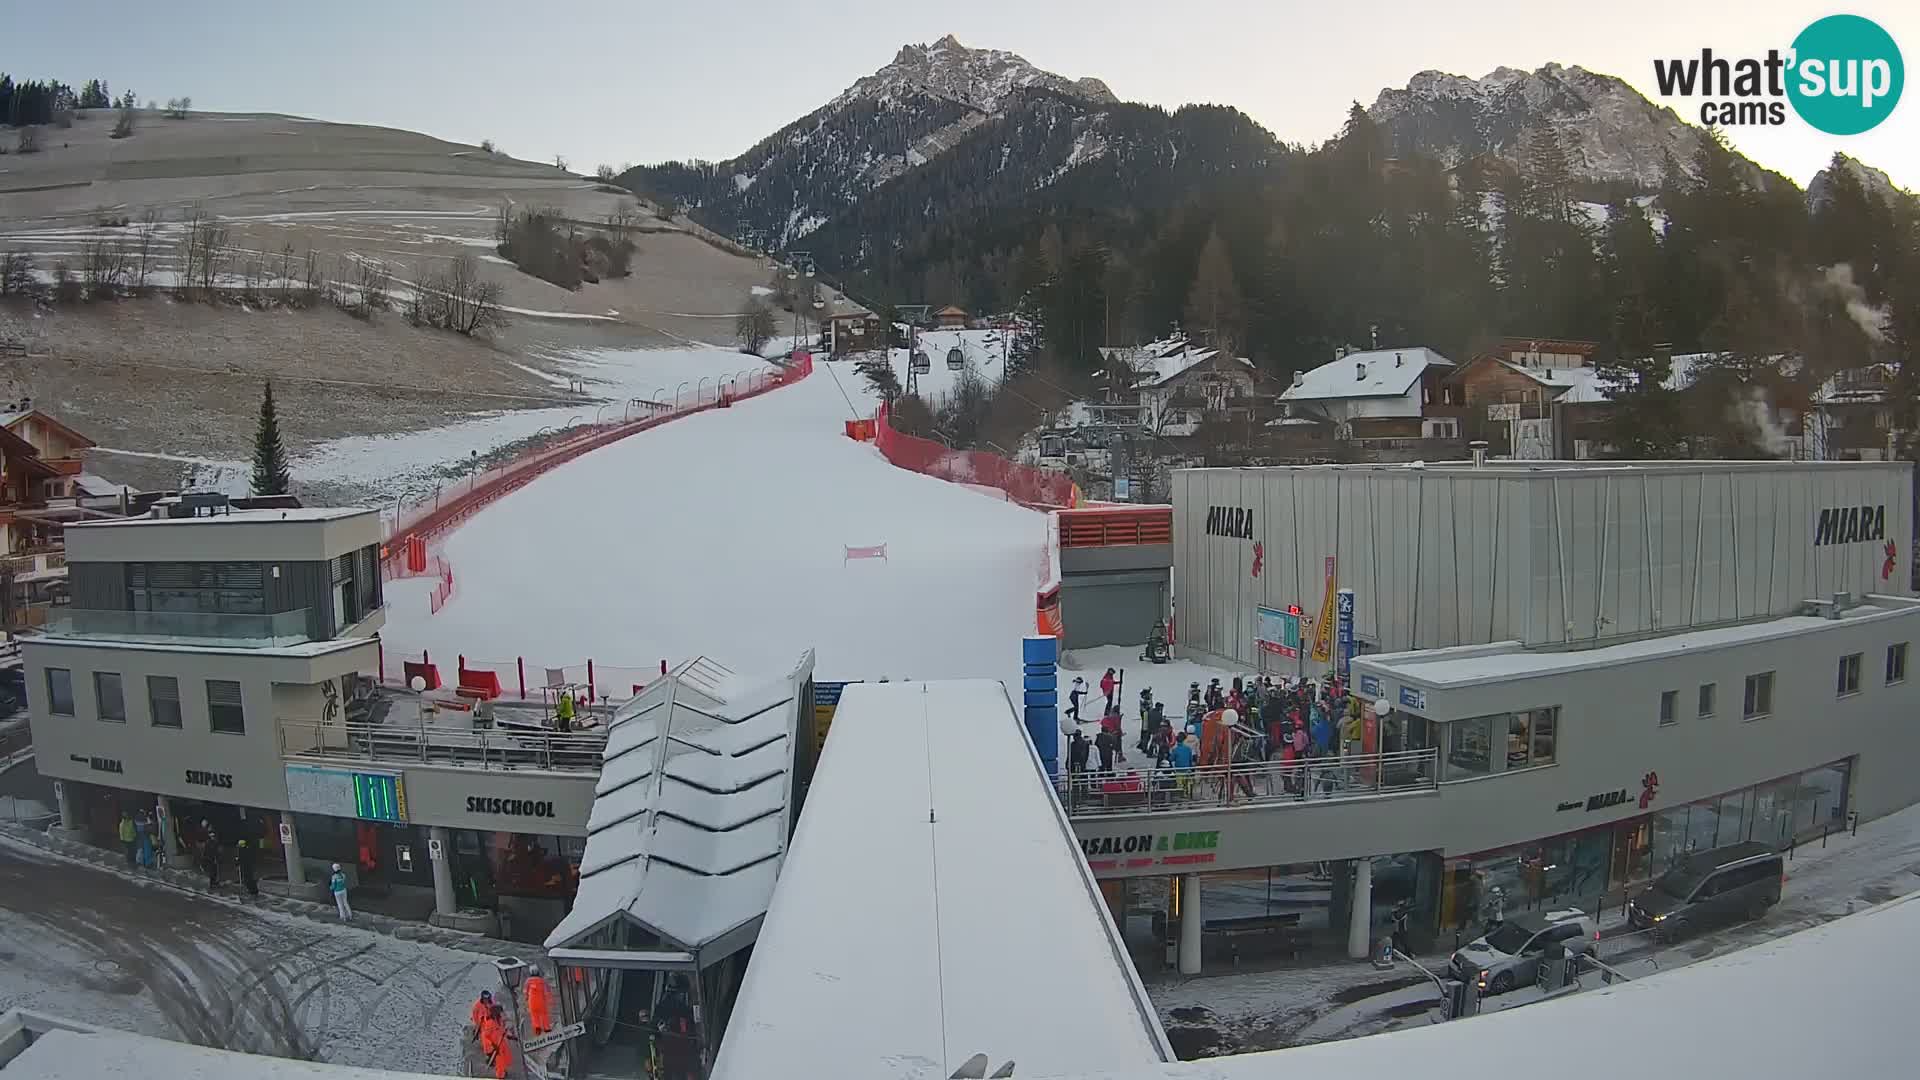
[1627,841,1783,940]
[1449,908,1599,994]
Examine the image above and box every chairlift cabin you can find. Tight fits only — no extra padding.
[911,351,931,375]
[946,347,964,371]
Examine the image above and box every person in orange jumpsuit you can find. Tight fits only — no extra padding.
[469,990,494,1037]
[525,972,552,1036]
[480,1004,512,1080]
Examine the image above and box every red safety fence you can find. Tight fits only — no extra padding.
[1058,505,1173,547]
[382,354,814,561]
[872,401,1079,511]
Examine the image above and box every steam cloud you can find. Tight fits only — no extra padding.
[1823,264,1888,343]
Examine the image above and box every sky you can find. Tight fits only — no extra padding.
[11,0,1919,190]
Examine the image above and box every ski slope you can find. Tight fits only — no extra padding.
[382,354,1047,689]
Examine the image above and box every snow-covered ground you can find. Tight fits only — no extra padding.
[0,838,497,1074]
[883,327,1011,405]
[382,359,1047,687]
[1154,798,1920,1056]
[1061,644,1247,728]
[164,345,780,501]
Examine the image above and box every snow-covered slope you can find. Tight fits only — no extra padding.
[382,354,1046,688]
[1369,63,1744,189]
[626,35,1116,248]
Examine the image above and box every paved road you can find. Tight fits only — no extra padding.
[0,840,498,1074]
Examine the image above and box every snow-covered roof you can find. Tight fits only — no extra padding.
[1813,363,1896,406]
[1054,889,1920,1080]
[1283,347,1453,402]
[1356,597,1920,691]
[1100,337,1252,390]
[544,652,812,960]
[1486,352,1717,405]
[70,505,375,527]
[712,679,1172,1080]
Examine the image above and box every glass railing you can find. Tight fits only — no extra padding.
[45,607,312,648]
[1057,747,1439,816]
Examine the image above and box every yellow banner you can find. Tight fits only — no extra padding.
[1310,556,1337,662]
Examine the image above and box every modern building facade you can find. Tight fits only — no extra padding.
[22,499,602,939]
[1072,459,1920,971]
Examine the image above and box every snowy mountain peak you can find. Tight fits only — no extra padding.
[1370,62,1726,189]
[841,34,1117,114]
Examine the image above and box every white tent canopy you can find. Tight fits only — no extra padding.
[544,652,813,965]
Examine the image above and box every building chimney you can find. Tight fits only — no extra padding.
[1291,371,1305,388]
[1355,362,1367,381]
[1469,440,1488,468]
[1395,352,1404,367]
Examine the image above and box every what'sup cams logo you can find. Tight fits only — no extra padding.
[1654,14,1903,134]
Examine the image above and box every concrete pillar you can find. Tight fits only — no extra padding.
[1348,858,1373,960]
[280,814,307,887]
[49,780,87,842]
[429,826,456,917]
[1178,873,1203,976]
[55,780,83,829]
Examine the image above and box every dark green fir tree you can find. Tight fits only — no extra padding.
[250,381,291,496]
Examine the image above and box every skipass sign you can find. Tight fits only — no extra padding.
[1651,14,1903,134]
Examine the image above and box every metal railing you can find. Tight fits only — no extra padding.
[46,606,311,648]
[279,718,608,772]
[1057,747,1438,816]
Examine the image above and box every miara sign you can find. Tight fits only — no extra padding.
[1814,504,1886,547]
[1205,506,1256,539]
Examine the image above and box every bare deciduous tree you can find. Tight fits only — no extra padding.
[479,138,496,153]
[82,237,131,298]
[274,242,297,302]
[132,209,161,292]
[192,213,229,296]
[164,97,191,119]
[0,251,36,297]
[735,300,776,355]
[16,128,41,155]
[111,105,136,139]
[352,258,391,317]
[302,249,322,306]
[410,255,506,337]
[553,154,568,172]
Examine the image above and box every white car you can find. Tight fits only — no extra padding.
[1448,908,1599,994]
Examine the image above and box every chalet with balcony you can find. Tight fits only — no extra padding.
[1278,347,1462,461]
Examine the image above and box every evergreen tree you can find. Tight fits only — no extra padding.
[250,382,291,496]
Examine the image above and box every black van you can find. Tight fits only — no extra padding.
[1627,841,1784,940]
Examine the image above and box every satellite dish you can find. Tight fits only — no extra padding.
[946,347,964,371]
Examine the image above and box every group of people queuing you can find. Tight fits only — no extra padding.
[115,810,264,896]
[1062,670,1367,805]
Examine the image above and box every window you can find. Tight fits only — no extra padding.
[1506,712,1532,768]
[94,672,126,723]
[1743,672,1774,720]
[1529,708,1558,766]
[1888,643,1908,685]
[45,668,74,716]
[1446,716,1493,777]
[148,676,182,729]
[1659,690,1678,726]
[1837,653,1863,697]
[206,679,245,734]
[1698,683,1715,718]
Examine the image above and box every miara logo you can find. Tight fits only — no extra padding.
[1205,506,1254,539]
[1814,504,1886,547]
[1653,15,1904,134]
